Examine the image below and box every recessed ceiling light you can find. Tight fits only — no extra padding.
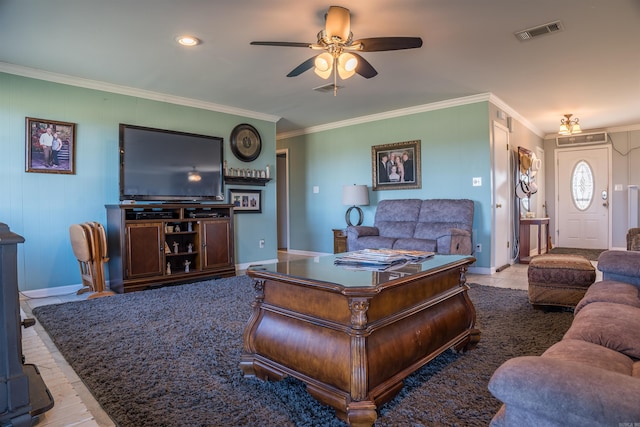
[176,35,201,46]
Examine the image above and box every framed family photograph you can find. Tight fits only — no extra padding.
[26,117,76,174]
[229,189,262,213]
[371,139,421,191]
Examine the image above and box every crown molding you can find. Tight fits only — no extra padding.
[277,93,543,140]
[277,93,495,140]
[488,94,544,138]
[0,62,280,123]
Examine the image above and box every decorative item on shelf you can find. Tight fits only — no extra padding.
[184,260,191,273]
[187,243,193,253]
[187,222,192,232]
[166,262,171,275]
[559,113,582,135]
[342,184,370,226]
[164,242,171,254]
[172,241,179,254]
[230,123,262,162]
[223,160,228,175]
[174,224,181,232]
[266,165,270,178]
[166,225,173,233]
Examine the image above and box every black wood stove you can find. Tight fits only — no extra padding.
[1,223,54,426]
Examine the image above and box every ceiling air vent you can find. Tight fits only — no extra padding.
[313,83,344,93]
[515,20,563,41]
[556,132,608,147]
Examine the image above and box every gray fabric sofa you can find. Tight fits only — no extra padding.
[345,199,474,254]
[488,250,640,426]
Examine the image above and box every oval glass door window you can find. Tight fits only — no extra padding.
[571,160,594,211]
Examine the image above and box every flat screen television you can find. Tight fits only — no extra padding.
[119,124,224,201]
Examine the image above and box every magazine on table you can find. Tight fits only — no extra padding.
[334,249,435,268]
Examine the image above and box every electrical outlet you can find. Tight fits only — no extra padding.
[259,239,265,248]
[475,243,482,253]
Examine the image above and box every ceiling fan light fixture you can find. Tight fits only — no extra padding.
[325,6,351,41]
[337,52,357,79]
[188,167,202,182]
[314,52,333,79]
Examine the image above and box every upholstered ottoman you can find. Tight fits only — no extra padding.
[527,254,596,309]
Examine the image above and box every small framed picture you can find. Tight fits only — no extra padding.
[229,189,262,213]
[26,117,76,174]
[371,139,421,191]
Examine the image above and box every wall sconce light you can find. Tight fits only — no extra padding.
[559,114,582,135]
[342,184,369,226]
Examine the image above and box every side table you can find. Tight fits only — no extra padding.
[332,229,347,253]
[519,217,550,264]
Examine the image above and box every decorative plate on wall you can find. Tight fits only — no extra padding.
[230,124,261,162]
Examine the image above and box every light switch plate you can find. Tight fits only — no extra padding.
[472,177,482,187]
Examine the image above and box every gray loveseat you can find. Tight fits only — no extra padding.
[346,199,474,254]
[488,250,640,426]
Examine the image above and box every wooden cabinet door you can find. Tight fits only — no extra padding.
[201,219,232,269]
[125,222,163,278]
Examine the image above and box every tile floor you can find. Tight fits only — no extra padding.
[18,253,596,426]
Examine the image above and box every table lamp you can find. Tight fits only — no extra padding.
[342,184,369,226]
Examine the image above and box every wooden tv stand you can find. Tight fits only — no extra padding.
[105,203,235,293]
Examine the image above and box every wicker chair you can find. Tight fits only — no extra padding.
[627,227,640,251]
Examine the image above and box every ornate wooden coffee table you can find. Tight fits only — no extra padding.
[240,254,480,426]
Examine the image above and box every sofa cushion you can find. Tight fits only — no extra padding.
[350,236,397,250]
[542,339,634,376]
[417,199,474,229]
[574,280,640,315]
[564,302,640,359]
[597,250,640,286]
[373,199,422,239]
[374,199,422,223]
[414,222,466,240]
[377,221,417,239]
[391,238,436,252]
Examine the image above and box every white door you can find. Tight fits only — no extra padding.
[276,150,289,250]
[556,146,610,248]
[492,122,511,268]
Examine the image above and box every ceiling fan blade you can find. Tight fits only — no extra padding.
[351,53,378,79]
[286,56,317,77]
[325,6,351,40]
[250,41,312,48]
[353,37,423,52]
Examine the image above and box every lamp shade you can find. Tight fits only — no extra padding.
[342,184,369,206]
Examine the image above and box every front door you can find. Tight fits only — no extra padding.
[556,146,610,248]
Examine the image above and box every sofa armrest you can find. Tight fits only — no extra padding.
[489,356,640,426]
[346,226,379,239]
[436,228,472,255]
[597,250,640,287]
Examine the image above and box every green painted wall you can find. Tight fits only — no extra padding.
[277,102,493,268]
[0,73,277,291]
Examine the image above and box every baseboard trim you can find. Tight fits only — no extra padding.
[236,259,279,271]
[21,283,84,299]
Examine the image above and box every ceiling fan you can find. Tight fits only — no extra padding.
[250,6,423,94]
